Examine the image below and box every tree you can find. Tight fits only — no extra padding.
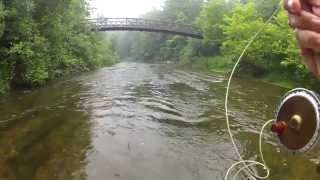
[114,0,205,62]
[0,0,118,94]
[199,0,232,50]
[220,2,279,74]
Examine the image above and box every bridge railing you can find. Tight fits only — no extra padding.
[87,18,203,39]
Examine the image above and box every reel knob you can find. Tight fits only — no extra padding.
[288,114,303,132]
[274,88,320,153]
[271,121,287,134]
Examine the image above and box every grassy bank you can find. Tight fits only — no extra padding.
[179,55,318,89]
[179,56,233,75]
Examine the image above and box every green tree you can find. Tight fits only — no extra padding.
[0,0,118,95]
[115,0,204,62]
[199,0,232,50]
[220,2,279,74]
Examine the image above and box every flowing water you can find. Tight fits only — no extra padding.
[0,62,320,180]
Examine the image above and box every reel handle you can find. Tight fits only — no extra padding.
[271,121,287,134]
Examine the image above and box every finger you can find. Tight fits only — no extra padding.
[314,53,320,77]
[295,28,320,52]
[312,6,320,16]
[289,10,320,32]
[284,0,302,14]
[307,0,320,7]
[300,48,319,77]
[301,0,313,12]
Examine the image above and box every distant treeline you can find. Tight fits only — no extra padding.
[0,0,118,95]
[115,0,318,88]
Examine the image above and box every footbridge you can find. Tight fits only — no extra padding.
[88,18,203,39]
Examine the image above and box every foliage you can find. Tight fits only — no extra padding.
[0,0,117,95]
[220,2,279,73]
[219,1,315,83]
[114,0,315,88]
[198,0,232,49]
[181,55,234,74]
[255,0,280,20]
[115,0,204,62]
[201,0,315,86]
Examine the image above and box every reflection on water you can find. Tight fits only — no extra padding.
[0,80,92,180]
[0,62,320,180]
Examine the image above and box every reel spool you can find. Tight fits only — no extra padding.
[272,88,320,153]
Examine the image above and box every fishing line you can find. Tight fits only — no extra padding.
[224,2,282,180]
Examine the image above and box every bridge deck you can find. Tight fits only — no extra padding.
[88,18,203,39]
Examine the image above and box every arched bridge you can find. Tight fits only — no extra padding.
[88,18,203,39]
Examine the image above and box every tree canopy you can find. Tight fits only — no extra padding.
[0,0,118,95]
[115,0,316,87]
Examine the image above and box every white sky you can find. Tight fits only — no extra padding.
[89,0,165,18]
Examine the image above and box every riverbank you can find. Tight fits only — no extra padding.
[0,60,119,97]
[113,0,316,92]
[178,55,319,90]
[0,1,119,96]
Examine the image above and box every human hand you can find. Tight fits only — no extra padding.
[284,0,320,31]
[284,0,320,78]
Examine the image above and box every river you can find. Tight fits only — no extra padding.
[0,62,319,180]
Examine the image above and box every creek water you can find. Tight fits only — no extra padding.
[0,62,320,180]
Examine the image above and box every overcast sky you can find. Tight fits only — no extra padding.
[89,0,165,18]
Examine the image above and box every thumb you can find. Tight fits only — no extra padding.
[285,0,302,14]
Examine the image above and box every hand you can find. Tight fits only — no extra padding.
[295,29,320,78]
[285,0,320,31]
[284,0,320,78]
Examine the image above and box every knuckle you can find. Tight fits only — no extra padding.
[289,15,301,28]
[307,35,320,48]
[301,48,313,56]
[294,19,302,28]
[306,36,315,46]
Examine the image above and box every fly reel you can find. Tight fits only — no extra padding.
[272,88,320,153]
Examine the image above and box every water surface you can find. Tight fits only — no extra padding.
[0,62,319,180]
